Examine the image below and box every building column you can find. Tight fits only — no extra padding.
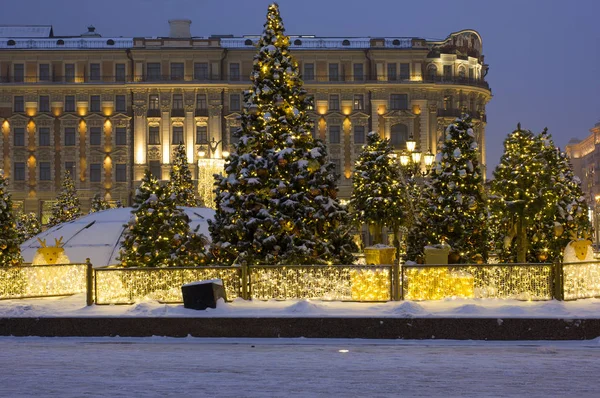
[161,109,171,166]
[133,105,147,181]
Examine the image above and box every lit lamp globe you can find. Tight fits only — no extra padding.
[222,151,230,158]
[198,149,207,158]
[424,149,435,168]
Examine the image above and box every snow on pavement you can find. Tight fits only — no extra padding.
[1,294,600,318]
[0,337,599,397]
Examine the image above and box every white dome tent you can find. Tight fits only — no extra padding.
[20,207,215,267]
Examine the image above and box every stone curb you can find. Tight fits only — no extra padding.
[1,318,599,340]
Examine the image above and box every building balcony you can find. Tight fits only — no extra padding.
[437,108,487,123]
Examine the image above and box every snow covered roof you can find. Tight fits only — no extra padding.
[0,25,53,38]
[20,207,214,267]
[0,37,133,50]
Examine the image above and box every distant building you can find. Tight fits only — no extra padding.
[0,20,491,224]
[566,124,600,243]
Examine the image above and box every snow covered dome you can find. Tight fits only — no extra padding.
[20,207,215,267]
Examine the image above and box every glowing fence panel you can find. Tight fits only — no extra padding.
[0,264,86,299]
[402,264,553,301]
[249,265,392,301]
[94,267,242,304]
[563,261,600,300]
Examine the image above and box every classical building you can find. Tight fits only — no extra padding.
[0,21,491,224]
[566,124,600,243]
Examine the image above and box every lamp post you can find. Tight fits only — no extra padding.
[398,134,435,178]
[197,137,228,209]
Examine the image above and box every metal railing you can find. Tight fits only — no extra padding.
[0,263,86,300]
[0,74,491,90]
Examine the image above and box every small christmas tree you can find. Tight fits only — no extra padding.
[90,194,111,213]
[16,212,42,244]
[491,126,592,262]
[118,170,206,267]
[0,172,22,266]
[350,131,404,245]
[47,171,81,227]
[169,143,199,207]
[406,116,488,263]
[209,3,355,265]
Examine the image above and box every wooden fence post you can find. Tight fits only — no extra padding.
[241,262,249,300]
[86,258,94,306]
[553,262,564,301]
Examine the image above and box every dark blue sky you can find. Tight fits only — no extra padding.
[4,0,600,178]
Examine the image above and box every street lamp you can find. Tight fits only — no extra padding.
[398,134,435,177]
[197,137,229,159]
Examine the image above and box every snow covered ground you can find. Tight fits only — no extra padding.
[1,293,600,318]
[0,336,599,397]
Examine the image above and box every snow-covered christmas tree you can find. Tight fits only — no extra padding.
[119,170,206,267]
[491,126,591,262]
[406,116,488,263]
[16,212,41,244]
[169,143,199,207]
[0,171,22,266]
[47,171,81,227]
[89,194,111,213]
[350,131,404,245]
[209,3,356,265]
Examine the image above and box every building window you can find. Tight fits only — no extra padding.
[443,65,452,80]
[400,63,410,80]
[65,63,75,83]
[196,94,207,110]
[172,94,183,110]
[90,127,102,146]
[115,95,126,112]
[14,96,24,112]
[427,64,437,80]
[390,124,408,149]
[147,63,161,81]
[329,94,340,111]
[64,95,75,112]
[39,127,50,146]
[149,161,161,180]
[89,63,101,81]
[90,163,102,182]
[148,126,160,145]
[354,125,365,144]
[14,63,24,82]
[171,63,184,80]
[444,95,453,110]
[353,94,364,111]
[149,94,159,110]
[65,161,76,178]
[115,127,127,146]
[39,162,51,181]
[390,94,408,110]
[329,63,339,81]
[458,66,466,79]
[329,125,341,144]
[194,62,209,80]
[115,164,127,182]
[353,63,364,81]
[14,162,25,181]
[229,63,240,81]
[64,127,76,146]
[172,126,184,145]
[304,63,314,81]
[90,95,101,112]
[196,125,208,144]
[14,128,25,146]
[115,63,126,82]
[387,63,397,81]
[39,96,50,112]
[39,64,50,81]
[230,94,241,111]
[331,158,341,175]
[230,126,240,146]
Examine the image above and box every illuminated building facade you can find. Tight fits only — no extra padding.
[0,21,491,223]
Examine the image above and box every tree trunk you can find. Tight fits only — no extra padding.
[516,210,528,263]
[369,222,383,245]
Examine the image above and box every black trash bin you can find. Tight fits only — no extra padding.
[182,279,227,310]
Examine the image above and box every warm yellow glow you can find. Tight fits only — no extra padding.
[103,106,113,117]
[0,264,86,299]
[350,269,390,300]
[135,143,145,165]
[222,151,230,158]
[342,106,351,116]
[563,261,600,300]
[377,106,386,115]
[77,107,87,117]
[412,105,421,115]
[26,107,36,117]
[198,158,225,209]
[317,105,327,115]
[198,149,207,158]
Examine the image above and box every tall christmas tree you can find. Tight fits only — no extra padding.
[0,172,22,266]
[406,116,488,263]
[350,131,404,245]
[491,126,592,262]
[169,143,199,207]
[47,171,81,227]
[90,194,111,213]
[209,3,355,265]
[118,170,206,267]
[16,212,42,244]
